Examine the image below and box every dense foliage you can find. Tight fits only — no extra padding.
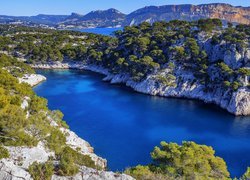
[0,55,97,176]
[28,161,54,180]
[125,141,230,180]
[0,145,9,159]
[0,19,249,92]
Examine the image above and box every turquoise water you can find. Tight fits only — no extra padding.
[34,69,250,177]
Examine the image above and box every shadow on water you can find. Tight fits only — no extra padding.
[34,69,250,177]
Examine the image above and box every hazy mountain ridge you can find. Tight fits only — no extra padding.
[0,14,68,25]
[62,8,125,28]
[124,3,250,26]
[0,3,250,28]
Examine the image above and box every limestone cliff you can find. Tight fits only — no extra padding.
[124,3,250,26]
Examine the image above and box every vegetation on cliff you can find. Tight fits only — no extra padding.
[0,19,249,93]
[0,19,249,178]
[0,54,97,178]
[125,141,230,180]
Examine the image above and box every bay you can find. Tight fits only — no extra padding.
[34,69,250,177]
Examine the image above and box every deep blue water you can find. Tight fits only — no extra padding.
[34,69,250,177]
[73,27,123,36]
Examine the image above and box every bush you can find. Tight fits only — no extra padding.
[125,165,166,180]
[0,105,38,147]
[231,81,241,91]
[58,157,79,176]
[0,145,9,159]
[126,141,230,179]
[29,95,48,114]
[28,161,54,180]
[57,146,96,176]
[46,128,66,154]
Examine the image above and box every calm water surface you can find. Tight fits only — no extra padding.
[34,69,250,177]
[73,27,122,36]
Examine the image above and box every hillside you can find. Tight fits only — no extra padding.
[124,3,250,26]
[62,8,125,28]
[0,19,249,115]
[0,54,133,179]
[1,3,250,28]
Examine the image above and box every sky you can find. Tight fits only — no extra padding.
[1,0,250,16]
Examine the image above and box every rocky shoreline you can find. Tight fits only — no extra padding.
[31,61,250,116]
[0,69,134,180]
[18,74,47,87]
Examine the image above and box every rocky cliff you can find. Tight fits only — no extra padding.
[124,3,250,26]
[30,60,250,116]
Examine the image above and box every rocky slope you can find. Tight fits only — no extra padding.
[31,61,250,116]
[18,74,46,86]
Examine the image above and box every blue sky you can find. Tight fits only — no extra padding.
[1,0,249,16]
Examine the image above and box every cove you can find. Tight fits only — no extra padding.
[34,69,250,177]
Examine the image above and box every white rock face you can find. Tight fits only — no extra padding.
[60,128,107,168]
[5,142,54,169]
[21,97,30,109]
[0,142,53,180]
[227,88,250,116]
[0,160,32,180]
[31,61,250,116]
[18,74,46,87]
[224,46,243,69]
[52,166,134,180]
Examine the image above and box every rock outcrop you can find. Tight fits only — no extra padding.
[124,3,250,26]
[31,61,250,116]
[52,166,134,180]
[228,88,250,116]
[18,74,46,87]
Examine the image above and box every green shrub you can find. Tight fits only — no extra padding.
[231,81,241,91]
[29,95,48,114]
[126,141,230,180]
[0,105,38,147]
[0,145,9,159]
[125,165,166,180]
[46,128,66,154]
[28,161,54,180]
[58,157,79,176]
[57,146,96,176]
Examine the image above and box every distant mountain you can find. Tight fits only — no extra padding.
[28,14,68,24]
[82,8,125,21]
[0,14,67,25]
[62,8,125,28]
[0,3,250,28]
[124,3,250,26]
[65,13,84,21]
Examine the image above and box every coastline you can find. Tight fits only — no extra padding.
[30,61,250,116]
[18,74,47,87]
[8,68,134,180]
